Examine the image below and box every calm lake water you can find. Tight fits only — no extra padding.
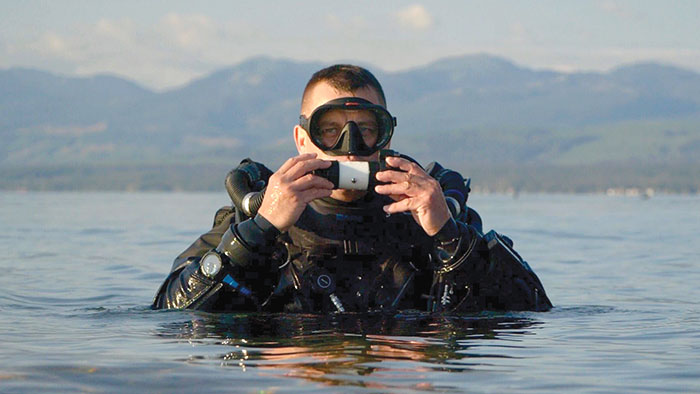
[1,191,699,392]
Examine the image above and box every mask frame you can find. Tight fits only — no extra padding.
[299,97,396,156]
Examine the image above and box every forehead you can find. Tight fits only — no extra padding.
[302,81,383,116]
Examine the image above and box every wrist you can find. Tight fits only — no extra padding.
[434,217,459,244]
[236,214,280,247]
[252,213,282,238]
[257,208,290,233]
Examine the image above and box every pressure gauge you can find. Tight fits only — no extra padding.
[200,251,222,278]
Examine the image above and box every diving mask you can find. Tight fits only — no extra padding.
[299,97,396,156]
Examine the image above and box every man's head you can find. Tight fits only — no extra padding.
[300,64,387,113]
[295,65,392,201]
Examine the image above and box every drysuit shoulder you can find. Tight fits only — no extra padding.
[213,205,235,228]
[481,230,552,311]
[465,207,483,233]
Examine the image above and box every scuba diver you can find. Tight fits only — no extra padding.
[152,64,552,313]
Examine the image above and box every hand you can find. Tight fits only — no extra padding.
[257,153,334,232]
[374,156,451,236]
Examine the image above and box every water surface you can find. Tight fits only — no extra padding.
[1,192,698,392]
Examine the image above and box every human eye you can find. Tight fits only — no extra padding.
[321,127,340,137]
[360,124,378,136]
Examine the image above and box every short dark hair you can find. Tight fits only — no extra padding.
[302,64,387,109]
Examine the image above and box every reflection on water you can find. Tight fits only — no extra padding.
[155,312,541,390]
[3,192,700,392]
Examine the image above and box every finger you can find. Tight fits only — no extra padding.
[376,169,430,184]
[382,197,415,214]
[375,169,404,183]
[287,158,332,181]
[388,194,406,202]
[385,156,422,174]
[286,158,332,181]
[298,187,333,203]
[291,172,335,191]
[375,181,421,197]
[277,153,317,174]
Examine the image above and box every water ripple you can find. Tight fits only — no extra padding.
[0,291,117,309]
[2,193,700,392]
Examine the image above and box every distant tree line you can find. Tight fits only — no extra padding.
[2,161,698,194]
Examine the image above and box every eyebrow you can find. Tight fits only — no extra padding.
[319,119,377,127]
[318,120,342,127]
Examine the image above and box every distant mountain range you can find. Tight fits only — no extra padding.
[2,55,700,192]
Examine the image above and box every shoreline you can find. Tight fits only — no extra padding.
[2,188,697,196]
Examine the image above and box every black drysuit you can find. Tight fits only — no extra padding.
[152,188,552,313]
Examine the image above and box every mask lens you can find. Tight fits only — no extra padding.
[313,117,343,148]
[372,109,392,148]
[312,112,383,148]
[306,100,394,155]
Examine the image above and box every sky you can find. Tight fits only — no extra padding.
[1,0,699,90]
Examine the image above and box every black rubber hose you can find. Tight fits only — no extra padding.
[225,169,250,212]
[425,161,470,219]
[225,159,273,218]
[243,189,265,217]
[225,169,265,218]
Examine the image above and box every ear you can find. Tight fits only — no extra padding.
[294,125,307,153]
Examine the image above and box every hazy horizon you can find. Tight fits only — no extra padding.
[2,1,699,90]
[6,52,698,93]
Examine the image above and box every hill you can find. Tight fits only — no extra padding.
[2,55,699,192]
